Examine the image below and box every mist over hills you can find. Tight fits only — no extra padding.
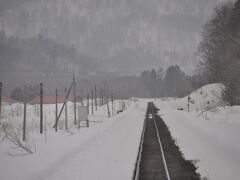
[0,0,229,73]
[0,0,231,94]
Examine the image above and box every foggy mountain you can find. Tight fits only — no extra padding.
[0,0,229,76]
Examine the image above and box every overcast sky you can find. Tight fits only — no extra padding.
[0,0,231,75]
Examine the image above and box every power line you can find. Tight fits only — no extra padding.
[0,68,80,74]
[0,68,143,74]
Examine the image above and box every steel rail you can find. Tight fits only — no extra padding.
[133,113,147,180]
[152,106,171,180]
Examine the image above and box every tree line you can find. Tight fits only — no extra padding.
[100,65,206,99]
[199,0,240,105]
[9,65,206,102]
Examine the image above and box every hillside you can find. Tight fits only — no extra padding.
[0,0,228,74]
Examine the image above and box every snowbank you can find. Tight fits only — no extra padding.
[154,83,225,112]
[1,83,239,180]
[153,83,240,180]
[0,100,146,180]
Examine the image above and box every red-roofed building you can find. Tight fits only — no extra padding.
[30,96,74,105]
[2,97,21,105]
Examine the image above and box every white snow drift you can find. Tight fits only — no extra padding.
[153,83,240,180]
[1,83,240,180]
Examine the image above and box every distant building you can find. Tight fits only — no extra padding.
[2,97,21,105]
[30,96,74,105]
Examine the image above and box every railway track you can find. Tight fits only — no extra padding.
[133,102,200,180]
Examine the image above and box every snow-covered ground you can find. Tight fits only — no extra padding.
[1,83,240,180]
[0,100,146,180]
[152,83,240,180]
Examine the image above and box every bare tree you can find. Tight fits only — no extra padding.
[198,0,240,105]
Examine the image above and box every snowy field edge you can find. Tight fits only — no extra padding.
[153,83,240,180]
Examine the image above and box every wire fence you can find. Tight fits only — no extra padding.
[0,78,127,154]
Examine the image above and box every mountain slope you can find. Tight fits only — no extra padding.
[0,0,230,74]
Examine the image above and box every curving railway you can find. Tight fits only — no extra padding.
[133,102,201,180]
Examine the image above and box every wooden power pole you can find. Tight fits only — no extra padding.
[55,89,58,132]
[87,93,89,114]
[23,85,27,141]
[65,88,68,130]
[54,83,73,130]
[111,92,114,116]
[106,88,110,118]
[95,85,97,111]
[103,83,106,104]
[73,76,77,125]
[40,83,43,134]
[0,82,2,121]
[91,89,94,115]
[187,96,191,112]
[99,88,102,107]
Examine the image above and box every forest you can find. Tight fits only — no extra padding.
[199,0,240,105]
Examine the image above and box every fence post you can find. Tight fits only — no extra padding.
[73,76,77,125]
[0,82,2,121]
[65,88,68,130]
[55,88,58,132]
[23,85,27,141]
[40,83,43,134]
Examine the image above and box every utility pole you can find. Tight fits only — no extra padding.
[54,83,73,130]
[87,93,89,114]
[73,76,77,125]
[99,88,102,107]
[188,96,190,112]
[103,83,106,104]
[40,83,43,134]
[81,88,84,106]
[102,93,104,106]
[91,89,94,115]
[0,82,2,121]
[100,87,103,106]
[111,92,114,116]
[55,89,58,132]
[95,85,97,111]
[65,88,68,130]
[23,85,27,141]
[106,88,110,118]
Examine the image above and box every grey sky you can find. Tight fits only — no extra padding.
[0,0,230,75]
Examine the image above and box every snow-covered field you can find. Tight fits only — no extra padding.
[0,100,146,180]
[152,83,240,180]
[1,83,240,180]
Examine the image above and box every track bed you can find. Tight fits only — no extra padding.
[134,102,201,180]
